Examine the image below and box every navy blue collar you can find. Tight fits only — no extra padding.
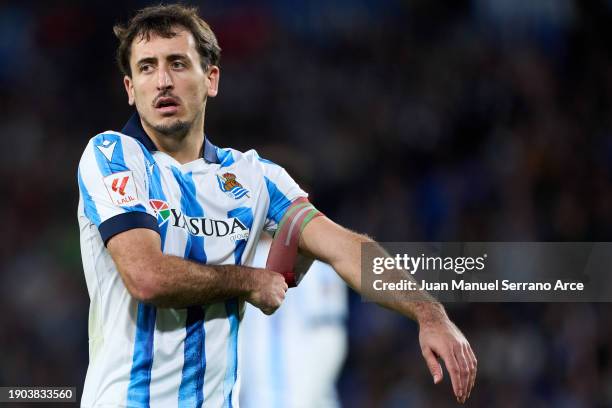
[121,112,220,164]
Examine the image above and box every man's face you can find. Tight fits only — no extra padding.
[124,27,219,138]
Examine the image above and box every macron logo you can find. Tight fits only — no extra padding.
[97,140,117,161]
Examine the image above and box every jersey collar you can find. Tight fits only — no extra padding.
[121,112,220,164]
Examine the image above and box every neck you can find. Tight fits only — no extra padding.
[142,110,206,164]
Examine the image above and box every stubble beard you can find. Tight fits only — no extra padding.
[144,104,205,143]
[144,116,191,141]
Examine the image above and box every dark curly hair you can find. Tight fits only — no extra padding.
[113,4,221,77]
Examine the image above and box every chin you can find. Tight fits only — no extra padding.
[154,118,191,138]
[157,115,182,125]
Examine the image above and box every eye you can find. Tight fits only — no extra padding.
[139,63,154,73]
[171,61,186,69]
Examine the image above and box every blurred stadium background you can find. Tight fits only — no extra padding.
[1,0,612,406]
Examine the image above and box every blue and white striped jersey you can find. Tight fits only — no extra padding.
[77,113,307,408]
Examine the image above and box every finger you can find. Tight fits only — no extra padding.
[463,344,476,400]
[440,347,462,401]
[462,343,476,399]
[454,344,470,403]
[421,347,443,384]
[466,344,477,399]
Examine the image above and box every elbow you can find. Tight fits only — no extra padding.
[122,260,165,304]
[130,280,161,304]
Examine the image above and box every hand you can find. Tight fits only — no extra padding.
[419,315,477,404]
[246,269,288,315]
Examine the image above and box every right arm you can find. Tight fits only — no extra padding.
[107,228,288,313]
[78,134,286,314]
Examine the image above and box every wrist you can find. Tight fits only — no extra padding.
[242,267,265,297]
[415,301,448,327]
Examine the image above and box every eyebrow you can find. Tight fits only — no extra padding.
[136,54,189,66]
[136,57,157,67]
[167,53,189,62]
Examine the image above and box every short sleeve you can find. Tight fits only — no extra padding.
[77,132,159,244]
[255,153,308,233]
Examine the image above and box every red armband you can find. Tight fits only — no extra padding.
[265,198,323,287]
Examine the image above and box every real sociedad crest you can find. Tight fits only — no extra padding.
[216,172,250,199]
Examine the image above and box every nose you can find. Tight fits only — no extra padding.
[157,66,173,91]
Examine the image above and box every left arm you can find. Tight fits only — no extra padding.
[298,216,477,403]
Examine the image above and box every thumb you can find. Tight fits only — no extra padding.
[422,347,443,384]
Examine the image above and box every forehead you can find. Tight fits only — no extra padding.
[130,28,198,62]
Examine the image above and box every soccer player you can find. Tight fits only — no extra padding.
[77,4,476,407]
[240,235,348,408]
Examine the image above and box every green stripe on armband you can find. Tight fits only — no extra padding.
[300,208,322,233]
[276,201,310,235]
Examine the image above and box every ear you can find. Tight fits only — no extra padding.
[124,75,135,106]
[206,65,220,98]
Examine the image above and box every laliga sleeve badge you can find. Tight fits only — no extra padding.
[103,170,139,206]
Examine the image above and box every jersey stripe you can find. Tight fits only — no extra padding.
[78,169,101,226]
[92,133,129,176]
[179,306,206,408]
[257,157,276,165]
[223,207,253,407]
[127,303,157,407]
[173,167,208,407]
[223,299,239,408]
[264,177,292,224]
[173,168,207,263]
[138,144,168,249]
[227,207,254,264]
[126,147,169,408]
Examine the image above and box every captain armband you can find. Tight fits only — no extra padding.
[275,197,324,239]
[266,198,324,287]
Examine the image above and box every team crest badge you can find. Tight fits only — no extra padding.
[216,172,250,199]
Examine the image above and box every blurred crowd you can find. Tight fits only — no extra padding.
[1,0,611,406]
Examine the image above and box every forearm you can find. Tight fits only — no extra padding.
[339,235,447,323]
[143,255,258,308]
[302,218,447,324]
[108,224,286,313]
[300,218,476,402]
[369,240,449,323]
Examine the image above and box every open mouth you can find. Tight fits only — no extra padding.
[154,97,180,115]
